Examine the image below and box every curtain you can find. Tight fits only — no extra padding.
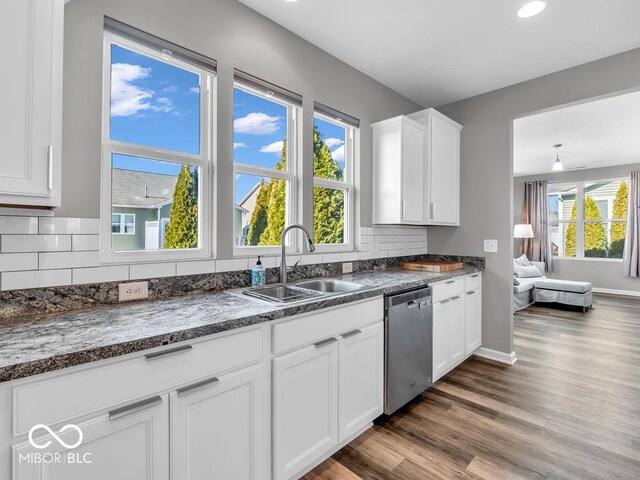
[623,171,640,277]
[522,180,553,272]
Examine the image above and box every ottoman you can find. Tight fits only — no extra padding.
[533,279,593,312]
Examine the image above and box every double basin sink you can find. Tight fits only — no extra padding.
[242,279,367,304]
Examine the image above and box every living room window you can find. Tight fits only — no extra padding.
[233,71,301,254]
[548,178,628,259]
[312,103,358,250]
[101,19,215,262]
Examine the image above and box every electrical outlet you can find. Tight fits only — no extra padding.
[484,239,498,253]
[118,281,149,301]
[342,262,353,274]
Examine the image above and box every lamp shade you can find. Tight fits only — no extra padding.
[513,224,534,239]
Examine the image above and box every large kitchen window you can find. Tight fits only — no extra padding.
[548,178,629,259]
[233,71,301,254]
[101,20,215,262]
[312,103,358,249]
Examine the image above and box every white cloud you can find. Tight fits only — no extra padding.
[110,63,173,117]
[331,145,345,162]
[234,142,248,149]
[234,112,281,135]
[324,137,344,148]
[260,140,284,154]
[189,86,200,94]
[162,85,177,93]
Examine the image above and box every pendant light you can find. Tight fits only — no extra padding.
[552,144,563,172]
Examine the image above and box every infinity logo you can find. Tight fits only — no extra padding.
[28,424,83,450]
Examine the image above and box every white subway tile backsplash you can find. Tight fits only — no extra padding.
[0,216,38,234]
[39,251,100,270]
[72,235,100,251]
[0,253,39,272]
[341,252,359,262]
[1,235,71,253]
[130,263,176,280]
[321,253,342,264]
[300,254,323,266]
[39,218,100,235]
[215,258,249,272]
[176,260,216,276]
[73,265,129,285]
[1,269,72,290]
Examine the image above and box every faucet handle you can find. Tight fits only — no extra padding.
[287,260,300,272]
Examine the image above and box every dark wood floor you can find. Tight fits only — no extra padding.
[303,294,640,480]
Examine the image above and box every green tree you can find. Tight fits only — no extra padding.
[609,181,628,258]
[313,127,344,244]
[259,141,287,245]
[246,179,269,246]
[163,165,198,249]
[564,196,607,257]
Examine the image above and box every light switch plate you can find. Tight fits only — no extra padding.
[119,281,149,301]
[342,262,353,274]
[484,239,498,253]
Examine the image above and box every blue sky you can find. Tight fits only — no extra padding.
[109,43,346,204]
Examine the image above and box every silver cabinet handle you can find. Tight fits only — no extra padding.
[109,395,162,420]
[451,296,461,301]
[467,291,476,295]
[341,329,362,339]
[144,344,192,360]
[402,200,407,219]
[445,280,456,284]
[314,337,337,348]
[430,202,436,220]
[47,145,53,190]
[471,274,479,278]
[176,375,219,396]
[440,299,451,304]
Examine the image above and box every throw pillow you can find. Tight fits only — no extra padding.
[513,277,521,286]
[514,254,532,267]
[514,265,543,278]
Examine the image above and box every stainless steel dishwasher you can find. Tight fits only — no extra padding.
[384,286,433,415]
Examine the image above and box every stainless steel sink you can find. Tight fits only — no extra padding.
[293,279,366,294]
[240,278,366,304]
[242,284,322,303]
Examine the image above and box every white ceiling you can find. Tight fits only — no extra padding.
[237,0,640,107]
[513,90,640,177]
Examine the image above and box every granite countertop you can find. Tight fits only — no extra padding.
[0,266,482,382]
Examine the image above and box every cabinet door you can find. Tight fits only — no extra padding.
[448,296,466,366]
[432,300,450,381]
[401,120,425,223]
[429,115,460,225]
[338,323,383,442]
[0,0,63,206]
[465,289,482,355]
[171,364,269,480]
[14,394,169,480]
[273,339,338,480]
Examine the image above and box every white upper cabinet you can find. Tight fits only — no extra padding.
[408,108,462,226]
[0,0,64,208]
[372,116,426,225]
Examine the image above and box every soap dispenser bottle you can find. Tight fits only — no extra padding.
[251,256,266,287]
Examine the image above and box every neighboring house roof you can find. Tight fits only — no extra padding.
[238,182,262,208]
[112,168,177,208]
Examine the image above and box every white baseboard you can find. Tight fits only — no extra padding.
[473,347,517,365]
[592,287,640,298]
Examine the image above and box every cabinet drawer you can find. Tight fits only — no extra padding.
[465,272,482,292]
[12,327,263,436]
[432,277,464,302]
[272,298,383,354]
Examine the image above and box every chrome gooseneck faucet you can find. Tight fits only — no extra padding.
[280,224,315,283]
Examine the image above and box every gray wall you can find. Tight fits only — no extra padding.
[514,163,640,293]
[430,48,640,355]
[60,0,421,258]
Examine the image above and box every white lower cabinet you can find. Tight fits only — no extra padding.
[273,339,339,480]
[338,323,384,442]
[171,364,269,480]
[432,273,482,381]
[14,394,169,480]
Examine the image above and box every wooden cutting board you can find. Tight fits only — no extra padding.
[401,260,464,272]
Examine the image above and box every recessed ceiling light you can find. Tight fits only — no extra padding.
[517,0,548,18]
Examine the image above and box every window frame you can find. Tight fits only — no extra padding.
[232,82,300,257]
[548,177,628,262]
[311,112,356,253]
[100,31,216,263]
[112,213,136,235]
